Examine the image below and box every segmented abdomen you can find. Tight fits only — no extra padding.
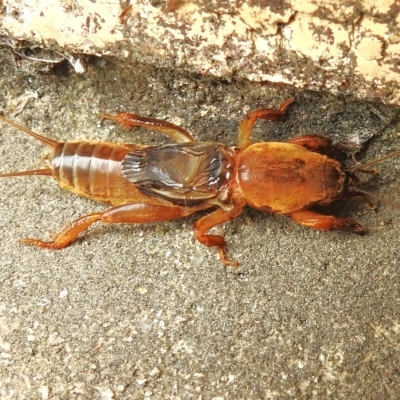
[50,141,148,205]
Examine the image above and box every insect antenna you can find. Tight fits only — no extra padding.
[0,114,59,148]
[0,169,53,178]
[350,149,400,172]
[346,148,400,211]
[352,188,400,212]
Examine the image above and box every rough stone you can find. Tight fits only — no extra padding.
[1,0,400,104]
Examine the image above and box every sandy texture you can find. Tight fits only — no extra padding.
[0,50,400,398]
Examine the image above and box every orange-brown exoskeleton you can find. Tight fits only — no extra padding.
[1,98,399,266]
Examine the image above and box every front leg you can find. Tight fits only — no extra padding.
[21,203,199,249]
[288,209,366,234]
[288,134,344,157]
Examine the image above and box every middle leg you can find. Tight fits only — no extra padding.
[194,206,243,267]
[238,97,295,149]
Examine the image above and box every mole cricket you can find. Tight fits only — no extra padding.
[1,98,399,266]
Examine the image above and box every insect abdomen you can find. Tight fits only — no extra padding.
[51,141,144,205]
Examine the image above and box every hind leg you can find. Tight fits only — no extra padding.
[21,203,198,249]
[101,112,194,143]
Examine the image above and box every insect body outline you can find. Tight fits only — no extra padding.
[0,98,398,266]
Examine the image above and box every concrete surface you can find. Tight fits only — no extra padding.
[1,0,400,104]
[0,49,400,398]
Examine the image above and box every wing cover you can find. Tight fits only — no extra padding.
[121,143,228,206]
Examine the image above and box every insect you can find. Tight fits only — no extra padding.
[0,98,399,267]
